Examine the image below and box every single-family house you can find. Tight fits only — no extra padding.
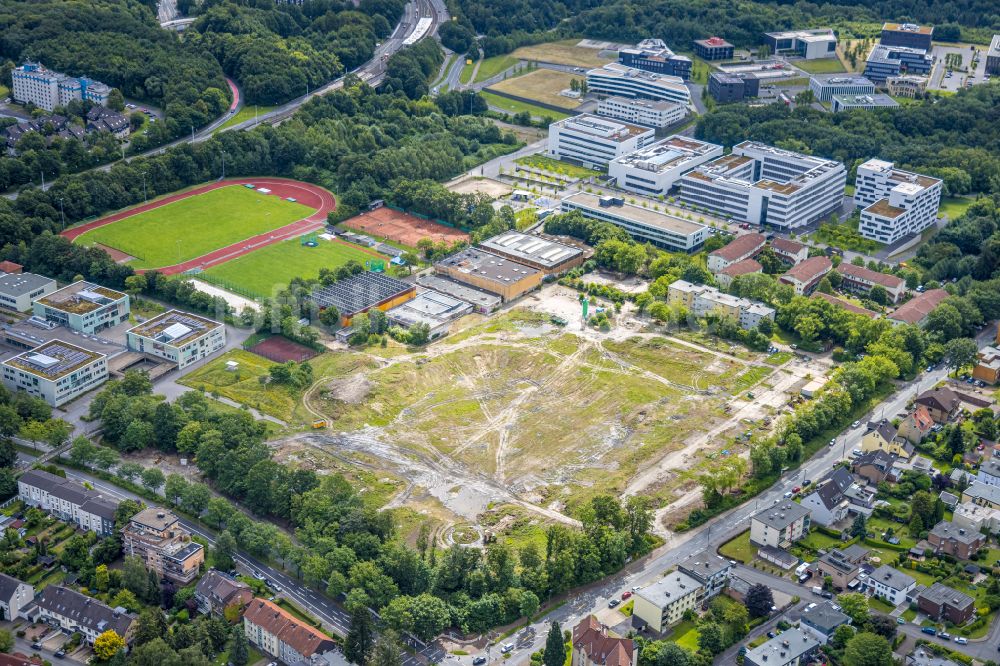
[916,582,975,625]
[962,481,1000,510]
[798,601,851,644]
[572,616,635,666]
[799,468,853,527]
[861,420,914,459]
[865,565,916,606]
[852,450,897,485]
[195,570,253,617]
[914,387,961,423]
[743,628,819,666]
[898,405,935,444]
[927,520,984,560]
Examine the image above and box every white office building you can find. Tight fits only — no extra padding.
[854,159,942,244]
[126,310,226,370]
[831,94,899,112]
[596,96,688,129]
[560,192,707,252]
[808,75,875,102]
[586,63,692,106]
[12,63,112,112]
[764,29,839,60]
[678,141,846,230]
[547,114,655,170]
[609,135,723,196]
[0,272,56,312]
[1,340,107,407]
[32,280,130,334]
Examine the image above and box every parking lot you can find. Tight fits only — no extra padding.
[929,43,991,92]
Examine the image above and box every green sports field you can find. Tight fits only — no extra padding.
[74,186,315,269]
[201,237,378,298]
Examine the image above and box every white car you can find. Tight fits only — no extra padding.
[501,644,514,654]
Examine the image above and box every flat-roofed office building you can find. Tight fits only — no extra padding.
[596,96,687,129]
[678,141,846,230]
[32,280,129,334]
[547,114,655,170]
[763,29,838,59]
[1,340,107,406]
[560,192,708,252]
[587,63,692,106]
[855,159,942,243]
[477,231,585,274]
[609,135,723,196]
[127,309,226,369]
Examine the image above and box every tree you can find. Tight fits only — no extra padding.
[943,337,979,372]
[831,624,856,650]
[842,632,893,666]
[94,630,127,661]
[520,589,540,626]
[0,629,12,653]
[543,621,566,666]
[214,530,236,572]
[229,627,249,666]
[698,622,725,654]
[344,605,375,665]
[133,607,168,646]
[95,563,110,592]
[850,513,867,538]
[141,467,165,492]
[370,629,404,666]
[745,583,774,618]
[836,593,870,625]
[868,285,889,306]
[867,614,897,640]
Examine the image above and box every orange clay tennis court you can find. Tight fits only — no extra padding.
[344,207,469,247]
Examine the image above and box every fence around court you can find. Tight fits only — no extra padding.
[196,273,267,302]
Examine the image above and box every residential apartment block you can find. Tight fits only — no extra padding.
[31,586,136,645]
[596,96,687,130]
[953,501,1000,534]
[707,232,766,273]
[547,114,655,170]
[18,468,119,536]
[716,259,763,289]
[887,288,948,327]
[973,345,1000,385]
[666,280,775,330]
[33,280,129,334]
[836,263,906,303]
[609,135,723,196]
[779,255,832,295]
[770,238,808,265]
[808,76,875,102]
[750,502,810,548]
[744,628,820,666]
[677,550,733,601]
[865,565,916,605]
[560,193,708,252]
[123,508,205,584]
[12,63,112,112]
[632,571,702,632]
[763,29,838,59]
[693,37,735,61]
[678,141,846,231]
[126,310,225,370]
[863,44,933,83]
[244,598,336,666]
[0,272,56,312]
[617,39,692,80]
[855,159,942,243]
[0,573,34,621]
[587,63,692,106]
[1,340,108,407]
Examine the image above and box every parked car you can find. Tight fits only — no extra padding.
[473,657,487,665]
[793,486,801,493]
[851,420,861,428]
[501,644,514,654]
[921,627,937,636]
[802,479,812,486]
[54,651,65,660]
[608,599,620,608]
[955,637,968,645]
[939,632,951,641]
[784,491,793,498]
[621,591,632,600]
[896,617,905,625]
[821,591,834,599]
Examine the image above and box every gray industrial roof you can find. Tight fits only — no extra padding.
[0,272,54,297]
[311,271,414,316]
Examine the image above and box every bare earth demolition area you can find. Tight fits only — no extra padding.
[260,284,828,543]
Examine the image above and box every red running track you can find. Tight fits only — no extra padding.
[61,178,336,276]
[226,78,240,112]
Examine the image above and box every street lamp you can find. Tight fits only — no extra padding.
[58,198,65,227]
[221,151,226,180]
[141,172,148,203]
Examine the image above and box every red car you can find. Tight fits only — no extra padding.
[621,591,632,600]
[792,486,801,493]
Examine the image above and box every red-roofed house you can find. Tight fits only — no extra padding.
[707,233,766,273]
[888,288,948,326]
[243,598,336,666]
[770,238,809,265]
[836,263,906,303]
[0,261,23,275]
[573,616,635,666]
[779,255,832,295]
[716,258,763,289]
[898,405,935,444]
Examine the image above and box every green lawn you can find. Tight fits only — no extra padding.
[75,185,315,269]
[514,155,596,178]
[733,366,772,393]
[794,58,847,74]
[480,92,571,121]
[869,596,896,613]
[459,59,476,84]
[201,236,375,299]
[938,196,976,220]
[719,530,757,563]
[217,105,278,131]
[765,352,794,366]
[798,529,844,552]
[669,620,701,650]
[179,349,299,419]
[474,55,519,83]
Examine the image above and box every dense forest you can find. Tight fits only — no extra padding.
[0,0,230,147]
[454,0,999,55]
[187,0,405,104]
[696,83,1000,197]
